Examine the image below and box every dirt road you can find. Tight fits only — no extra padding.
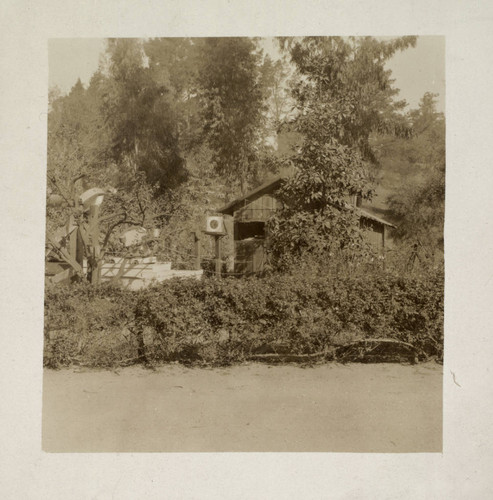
[42,362,442,453]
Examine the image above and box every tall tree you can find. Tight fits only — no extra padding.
[144,38,204,152]
[261,55,295,129]
[101,38,187,193]
[197,37,268,194]
[267,36,417,266]
[281,36,417,162]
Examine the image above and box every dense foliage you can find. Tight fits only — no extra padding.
[385,93,445,254]
[280,36,417,162]
[44,265,444,368]
[47,37,282,265]
[267,139,372,264]
[198,37,271,193]
[102,39,188,193]
[47,37,445,269]
[45,37,445,368]
[267,36,419,265]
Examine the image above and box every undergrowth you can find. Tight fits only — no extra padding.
[44,264,444,368]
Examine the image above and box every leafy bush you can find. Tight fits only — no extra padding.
[44,281,138,368]
[266,139,375,268]
[44,264,444,368]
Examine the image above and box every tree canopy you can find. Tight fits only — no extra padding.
[101,38,187,193]
[47,36,444,274]
[267,36,420,265]
[280,36,417,162]
[197,37,272,193]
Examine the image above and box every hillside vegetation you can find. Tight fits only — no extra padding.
[48,37,444,267]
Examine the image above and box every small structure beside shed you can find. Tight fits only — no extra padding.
[218,175,396,275]
[45,187,203,288]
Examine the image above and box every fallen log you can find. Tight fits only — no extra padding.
[335,338,419,364]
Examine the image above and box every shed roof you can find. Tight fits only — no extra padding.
[218,176,285,215]
[357,208,396,228]
[218,176,396,228]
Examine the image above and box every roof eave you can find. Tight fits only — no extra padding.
[217,177,396,229]
[358,208,396,228]
[218,176,285,215]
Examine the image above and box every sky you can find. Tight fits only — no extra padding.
[48,36,445,112]
[385,36,445,112]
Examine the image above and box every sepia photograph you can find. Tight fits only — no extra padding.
[41,36,445,453]
[4,0,493,495]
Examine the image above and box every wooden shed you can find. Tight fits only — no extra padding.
[218,176,395,275]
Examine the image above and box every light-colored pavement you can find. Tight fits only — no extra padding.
[42,362,442,452]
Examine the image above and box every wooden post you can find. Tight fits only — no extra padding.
[192,231,201,270]
[67,215,77,260]
[215,235,222,277]
[75,228,84,268]
[66,215,77,282]
[382,225,386,270]
[89,204,101,285]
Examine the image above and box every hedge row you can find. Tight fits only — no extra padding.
[44,267,444,368]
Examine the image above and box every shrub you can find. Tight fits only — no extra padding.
[44,281,138,368]
[44,265,444,368]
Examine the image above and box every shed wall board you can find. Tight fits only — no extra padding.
[234,193,280,222]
